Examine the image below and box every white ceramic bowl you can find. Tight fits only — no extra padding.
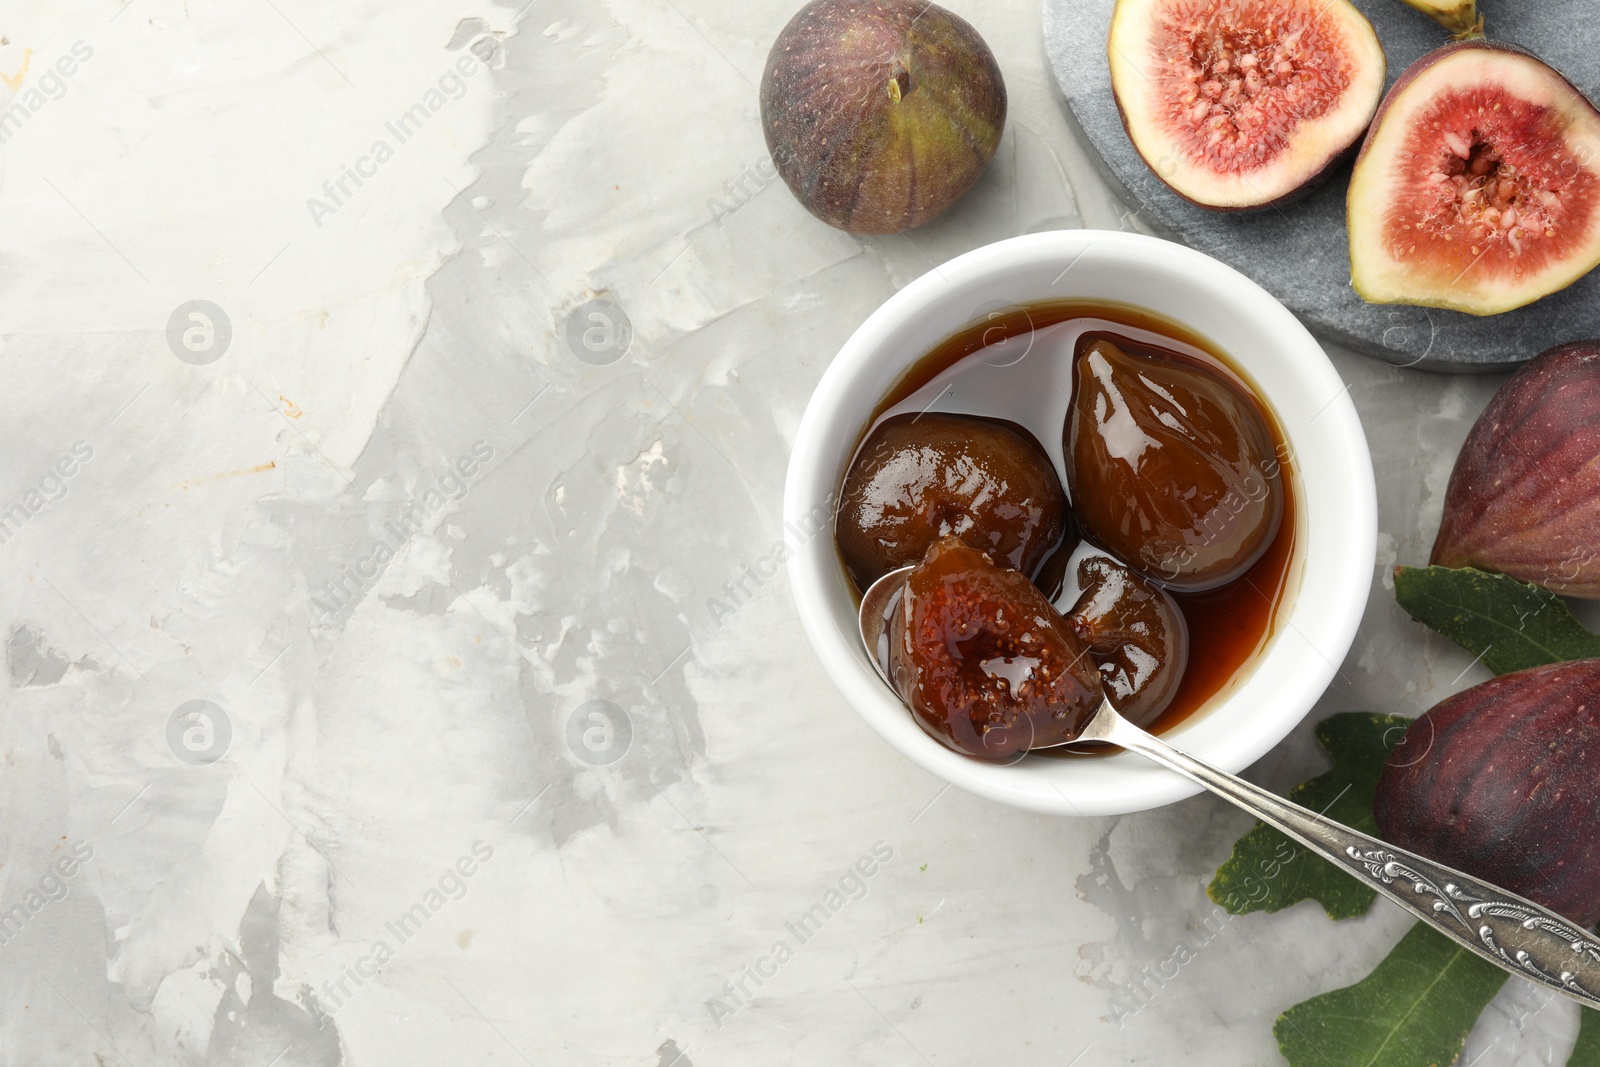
[784,230,1376,817]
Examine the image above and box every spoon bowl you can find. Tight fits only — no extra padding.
[857,566,906,691]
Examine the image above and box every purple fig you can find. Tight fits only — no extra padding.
[1431,341,1600,596]
[1374,658,1600,926]
[759,0,1006,233]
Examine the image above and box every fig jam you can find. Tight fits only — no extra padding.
[848,300,1297,741]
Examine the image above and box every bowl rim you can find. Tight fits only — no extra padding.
[784,229,1376,817]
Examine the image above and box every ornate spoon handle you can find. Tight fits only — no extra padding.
[1089,705,1600,1009]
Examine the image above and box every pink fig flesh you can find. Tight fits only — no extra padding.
[1108,0,1386,210]
[1374,659,1600,927]
[1431,340,1600,597]
[1349,43,1600,315]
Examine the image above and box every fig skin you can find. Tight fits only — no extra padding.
[1066,337,1283,592]
[1066,557,1190,729]
[759,0,1005,234]
[1107,0,1386,212]
[837,412,1074,592]
[891,538,1103,761]
[1374,659,1600,926]
[1348,42,1600,316]
[1430,341,1600,597]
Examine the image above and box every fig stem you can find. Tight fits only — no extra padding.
[887,61,912,103]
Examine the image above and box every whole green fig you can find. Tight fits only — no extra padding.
[759,0,1006,233]
[1431,341,1600,596]
[1374,658,1600,926]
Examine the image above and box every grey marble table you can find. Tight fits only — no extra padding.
[0,1,1578,1065]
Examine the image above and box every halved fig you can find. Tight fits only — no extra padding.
[1394,0,1480,37]
[891,538,1102,761]
[1107,0,1386,210]
[1348,43,1600,316]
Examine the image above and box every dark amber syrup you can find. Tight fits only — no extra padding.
[858,299,1299,740]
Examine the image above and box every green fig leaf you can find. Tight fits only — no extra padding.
[1207,713,1410,919]
[1570,1006,1600,1065]
[1393,566,1600,676]
[1274,922,1508,1067]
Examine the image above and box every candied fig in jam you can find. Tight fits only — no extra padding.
[838,412,1073,590]
[1066,557,1189,729]
[1066,337,1283,592]
[891,538,1102,760]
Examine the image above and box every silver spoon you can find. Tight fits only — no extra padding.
[862,565,1600,1009]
